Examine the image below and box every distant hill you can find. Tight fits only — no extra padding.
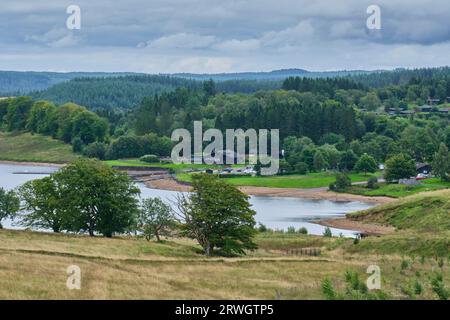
[0,69,373,95]
[0,71,140,95]
[173,69,372,81]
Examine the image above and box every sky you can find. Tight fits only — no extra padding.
[1,0,450,73]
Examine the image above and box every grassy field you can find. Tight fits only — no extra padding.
[0,131,78,163]
[1,189,449,300]
[0,228,448,299]
[177,171,380,189]
[343,179,450,198]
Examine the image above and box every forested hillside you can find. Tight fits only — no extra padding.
[351,67,450,88]
[0,71,138,95]
[0,69,366,96]
[173,68,371,81]
[31,76,200,109]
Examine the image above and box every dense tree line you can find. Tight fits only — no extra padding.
[32,75,201,109]
[0,97,108,145]
[350,67,450,88]
[282,77,365,94]
[0,71,137,95]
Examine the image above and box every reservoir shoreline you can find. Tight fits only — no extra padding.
[0,160,394,203]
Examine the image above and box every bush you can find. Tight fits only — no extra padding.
[83,142,108,160]
[287,226,296,233]
[294,162,309,174]
[257,223,268,233]
[334,173,351,191]
[71,137,84,153]
[298,227,308,235]
[321,278,337,300]
[323,227,332,237]
[430,273,449,300]
[367,176,379,189]
[140,154,160,163]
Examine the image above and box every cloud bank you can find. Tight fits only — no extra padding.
[1,0,449,72]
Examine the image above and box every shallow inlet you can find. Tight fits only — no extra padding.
[0,164,374,236]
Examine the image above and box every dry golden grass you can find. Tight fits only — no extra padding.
[0,229,448,299]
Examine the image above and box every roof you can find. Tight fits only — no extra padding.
[415,163,431,169]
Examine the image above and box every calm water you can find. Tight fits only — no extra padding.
[0,164,374,236]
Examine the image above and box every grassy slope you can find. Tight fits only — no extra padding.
[0,131,78,163]
[347,189,450,232]
[0,229,448,299]
[345,179,450,198]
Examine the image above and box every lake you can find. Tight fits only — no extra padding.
[0,163,374,236]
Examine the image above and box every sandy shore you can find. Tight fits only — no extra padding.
[145,178,395,203]
[314,217,396,235]
[0,160,65,168]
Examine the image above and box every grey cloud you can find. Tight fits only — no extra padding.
[0,0,449,72]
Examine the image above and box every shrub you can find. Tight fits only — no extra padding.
[323,227,332,237]
[257,223,268,233]
[298,227,308,235]
[140,154,160,163]
[322,271,389,300]
[401,259,409,270]
[430,273,449,300]
[287,226,296,233]
[294,162,309,174]
[367,176,379,189]
[83,142,108,160]
[321,278,337,300]
[413,280,423,296]
[71,137,84,153]
[334,173,351,191]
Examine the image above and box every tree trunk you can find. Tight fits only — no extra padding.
[204,241,211,256]
[155,232,161,242]
[88,229,94,236]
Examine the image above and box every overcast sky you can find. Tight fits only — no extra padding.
[1,0,450,73]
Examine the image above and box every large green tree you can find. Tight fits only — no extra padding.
[354,153,378,175]
[384,154,416,182]
[5,96,33,131]
[137,197,176,241]
[0,188,20,229]
[54,159,140,237]
[26,100,57,134]
[19,177,65,232]
[176,174,257,256]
